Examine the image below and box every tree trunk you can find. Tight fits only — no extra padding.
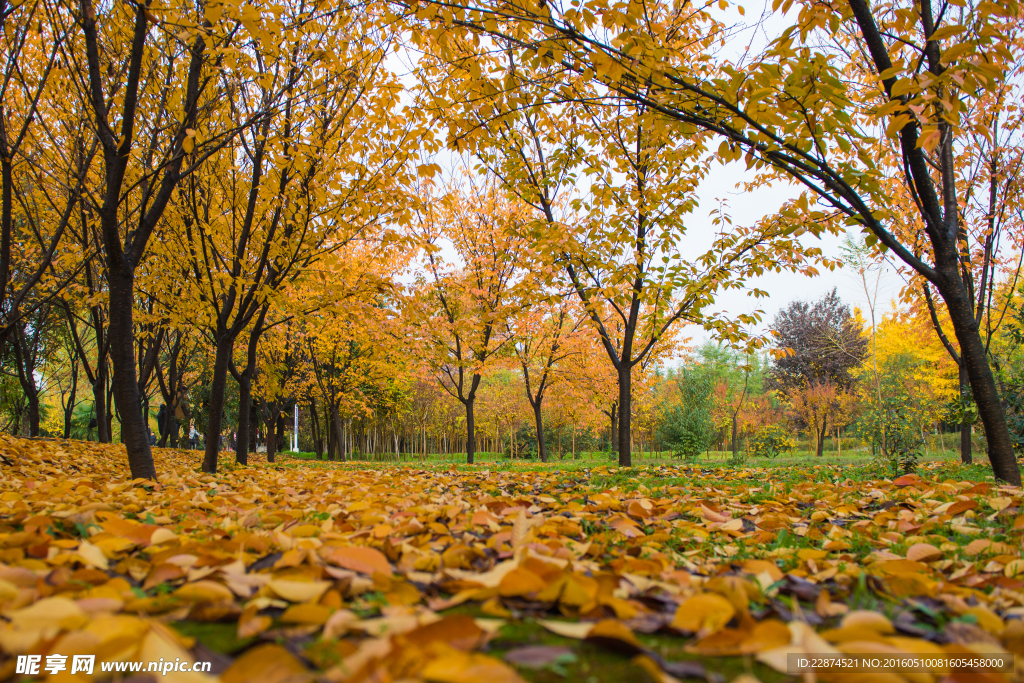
[265,403,278,463]
[235,375,252,466]
[276,411,286,454]
[105,378,115,443]
[64,361,79,439]
[326,407,335,461]
[958,362,972,464]
[168,416,179,448]
[93,361,109,443]
[25,390,39,437]
[617,365,631,466]
[609,401,618,456]
[330,408,338,460]
[107,268,156,479]
[464,398,476,464]
[816,415,828,458]
[202,335,232,473]
[944,284,1019,484]
[233,311,265,466]
[531,400,547,463]
[12,323,41,437]
[309,397,322,459]
[731,413,738,460]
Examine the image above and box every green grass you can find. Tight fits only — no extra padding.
[433,606,792,683]
[171,621,257,655]
[275,447,1002,497]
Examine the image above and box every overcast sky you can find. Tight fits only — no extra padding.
[677,161,907,349]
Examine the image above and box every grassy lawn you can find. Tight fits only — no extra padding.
[279,445,998,486]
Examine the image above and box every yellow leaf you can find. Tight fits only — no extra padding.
[8,596,88,632]
[77,540,110,569]
[906,543,942,562]
[498,567,547,597]
[150,528,178,545]
[988,497,1012,511]
[280,603,334,625]
[221,643,310,683]
[421,649,527,683]
[963,606,1004,636]
[585,619,643,651]
[268,580,331,603]
[670,593,736,635]
[840,610,895,634]
[1004,559,1024,577]
[537,619,594,639]
[174,580,235,604]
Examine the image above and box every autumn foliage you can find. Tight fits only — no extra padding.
[3,0,1024,675]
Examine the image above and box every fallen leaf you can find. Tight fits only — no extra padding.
[221,643,311,683]
[421,649,527,683]
[671,593,736,635]
[324,546,392,576]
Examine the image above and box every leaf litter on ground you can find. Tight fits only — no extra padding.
[0,436,1021,682]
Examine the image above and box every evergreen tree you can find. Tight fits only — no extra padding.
[660,367,715,460]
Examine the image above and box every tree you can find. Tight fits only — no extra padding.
[786,381,842,458]
[153,328,201,448]
[57,211,113,443]
[857,353,937,476]
[771,289,867,457]
[417,46,831,466]
[399,0,1024,485]
[157,7,410,472]
[0,0,83,348]
[254,317,306,463]
[659,366,714,461]
[507,298,583,462]
[699,343,766,460]
[841,236,886,455]
[409,181,525,464]
[67,0,253,477]
[854,305,957,455]
[10,298,56,435]
[546,329,617,458]
[913,84,1024,464]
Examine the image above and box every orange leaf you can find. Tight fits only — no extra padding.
[498,568,547,598]
[420,649,527,683]
[221,643,310,683]
[324,545,392,576]
[671,593,736,635]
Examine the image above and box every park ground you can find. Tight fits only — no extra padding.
[0,435,1021,682]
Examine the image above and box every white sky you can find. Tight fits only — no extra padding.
[677,161,906,349]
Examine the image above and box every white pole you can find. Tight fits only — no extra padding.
[293,404,299,452]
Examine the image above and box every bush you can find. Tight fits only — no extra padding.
[856,354,926,477]
[750,425,795,458]
[659,367,714,461]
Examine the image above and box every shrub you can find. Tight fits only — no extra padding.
[750,425,795,458]
[659,367,715,461]
[857,354,926,478]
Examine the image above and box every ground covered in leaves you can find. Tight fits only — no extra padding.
[0,436,1022,683]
